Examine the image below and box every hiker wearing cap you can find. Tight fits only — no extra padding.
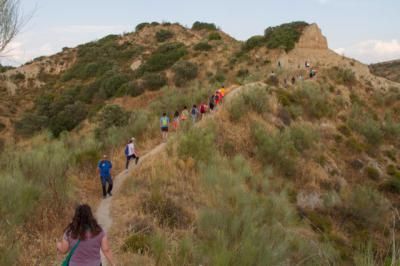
[57,204,116,266]
[125,138,139,169]
[97,155,113,198]
[160,112,170,141]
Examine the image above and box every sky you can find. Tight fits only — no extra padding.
[1,0,400,66]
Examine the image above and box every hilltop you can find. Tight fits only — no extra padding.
[0,21,399,265]
[370,59,400,83]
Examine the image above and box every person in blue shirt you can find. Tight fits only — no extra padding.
[160,112,170,142]
[98,155,113,198]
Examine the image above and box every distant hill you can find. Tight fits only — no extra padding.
[370,59,400,83]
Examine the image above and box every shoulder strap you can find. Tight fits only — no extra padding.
[62,240,81,266]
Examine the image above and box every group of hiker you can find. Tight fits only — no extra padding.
[160,85,227,141]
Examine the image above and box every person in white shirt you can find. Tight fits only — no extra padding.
[125,137,139,169]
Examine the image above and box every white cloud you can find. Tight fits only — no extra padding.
[0,24,129,66]
[334,39,400,63]
[52,25,127,34]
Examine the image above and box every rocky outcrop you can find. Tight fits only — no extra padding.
[296,23,328,50]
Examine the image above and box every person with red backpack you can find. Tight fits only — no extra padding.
[125,137,139,169]
[199,103,207,120]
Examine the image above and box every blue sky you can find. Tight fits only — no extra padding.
[2,0,400,65]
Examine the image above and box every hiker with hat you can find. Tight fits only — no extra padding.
[97,155,113,198]
[125,137,139,169]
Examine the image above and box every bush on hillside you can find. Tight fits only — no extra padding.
[0,64,14,73]
[178,126,215,165]
[242,35,266,51]
[172,61,198,87]
[193,42,212,51]
[208,32,222,41]
[347,105,383,147]
[293,83,333,119]
[264,21,309,52]
[288,123,319,152]
[142,72,167,91]
[252,124,298,177]
[139,42,187,73]
[344,186,390,228]
[96,105,129,130]
[328,67,357,86]
[155,29,174,42]
[49,102,88,137]
[143,192,192,228]
[14,113,48,136]
[117,81,145,97]
[99,72,130,98]
[192,21,217,31]
[191,157,338,265]
[136,22,150,32]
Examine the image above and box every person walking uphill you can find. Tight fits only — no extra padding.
[160,112,170,141]
[57,204,116,266]
[191,104,199,123]
[125,137,139,169]
[98,155,113,198]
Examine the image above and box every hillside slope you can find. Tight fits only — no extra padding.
[0,21,399,265]
[370,59,400,83]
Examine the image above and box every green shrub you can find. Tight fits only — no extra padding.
[142,72,167,91]
[172,61,198,86]
[382,113,400,142]
[49,102,88,137]
[347,106,383,146]
[0,122,5,132]
[328,67,357,86]
[11,72,25,81]
[365,166,380,180]
[193,42,212,51]
[122,233,151,253]
[288,123,319,152]
[228,96,247,122]
[135,22,150,32]
[344,186,390,228]
[97,105,129,130]
[155,29,174,42]
[140,42,187,73]
[178,126,215,164]
[382,177,400,194]
[236,68,249,78]
[208,32,222,41]
[212,71,226,83]
[241,86,270,114]
[252,124,298,177]
[14,113,48,136]
[117,81,145,97]
[264,21,309,52]
[143,192,191,228]
[294,83,333,119]
[192,21,217,31]
[0,64,14,73]
[243,35,266,51]
[99,72,129,98]
[193,156,338,265]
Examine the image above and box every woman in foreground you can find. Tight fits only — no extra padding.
[57,204,116,266]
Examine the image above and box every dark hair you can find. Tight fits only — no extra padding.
[163,112,166,116]
[64,204,102,240]
[183,106,187,109]
[193,104,197,108]
[174,111,179,117]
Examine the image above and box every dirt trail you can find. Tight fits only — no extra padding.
[95,84,242,265]
[96,143,166,231]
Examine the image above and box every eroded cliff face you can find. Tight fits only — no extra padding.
[296,23,328,50]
